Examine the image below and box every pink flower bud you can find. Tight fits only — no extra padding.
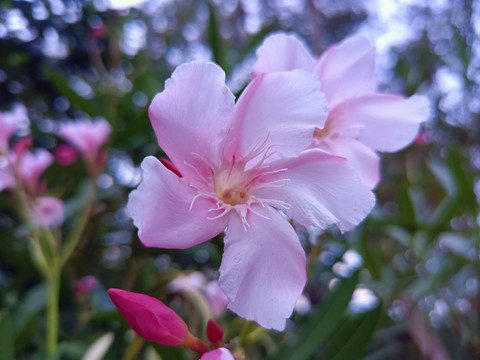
[108,289,198,348]
[206,319,224,346]
[74,275,99,295]
[54,144,78,166]
[201,348,235,360]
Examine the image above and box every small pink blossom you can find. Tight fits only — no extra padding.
[0,149,53,195]
[201,348,234,360]
[0,104,29,153]
[252,33,430,187]
[58,118,111,172]
[30,196,65,228]
[128,61,375,330]
[108,289,209,354]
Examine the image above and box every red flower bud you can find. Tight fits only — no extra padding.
[108,288,189,346]
[160,158,182,178]
[206,319,224,346]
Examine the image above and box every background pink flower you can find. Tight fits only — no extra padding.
[58,118,111,166]
[30,196,65,228]
[128,61,375,330]
[0,104,29,153]
[252,33,430,187]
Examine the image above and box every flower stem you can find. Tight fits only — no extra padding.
[46,270,60,355]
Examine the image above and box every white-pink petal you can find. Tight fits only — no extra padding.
[149,62,236,180]
[200,348,234,360]
[219,206,306,331]
[313,34,376,107]
[227,70,327,162]
[317,137,381,188]
[331,94,430,152]
[30,196,65,228]
[127,156,228,249]
[257,150,375,232]
[252,33,316,77]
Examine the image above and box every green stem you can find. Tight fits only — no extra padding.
[60,180,96,267]
[46,270,60,355]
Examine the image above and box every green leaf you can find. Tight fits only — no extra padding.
[208,4,225,69]
[0,310,15,360]
[42,65,100,118]
[267,272,359,360]
[323,304,382,360]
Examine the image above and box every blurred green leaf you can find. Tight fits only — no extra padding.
[267,272,359,360]
[208,4,225,70]
[42,65,101,118]
[323,304,382,360]
[0,310,15,360]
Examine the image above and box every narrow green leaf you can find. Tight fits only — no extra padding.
[323,304,382,360]
[208,4,225,69]
[267,272,359,360]
[42,65,100,118]
[0,310,15,360]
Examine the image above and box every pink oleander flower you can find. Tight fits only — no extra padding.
[0,104,29,153]
[58,118,111,173]
[108,289,209,354]
[127,61,375,330]
[30,196,65,228]
[252,33,430,187]
[0,148,53,195]
[201,348,234,360]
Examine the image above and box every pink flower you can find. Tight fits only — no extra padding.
[0,104,29,153]
[108,289,209,354]
[206,319,224,347]
[252,33,430,187]
[0,149,53,195]
[58,118,111,172]
[30,196,65,228]
[201,348,234,360]
[127,61,375,330]
[74,275,99,295]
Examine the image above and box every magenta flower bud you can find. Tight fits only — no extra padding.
[206,319,224,346]
[108,288,208,354]
[74,275,99,295]
[54,144,78,166]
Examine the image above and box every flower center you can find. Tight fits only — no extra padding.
[214,161,252,206]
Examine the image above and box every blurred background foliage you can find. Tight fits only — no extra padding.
[0,0,479,359]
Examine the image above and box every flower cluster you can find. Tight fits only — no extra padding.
[112,31,429,336]
[0,110,111,228]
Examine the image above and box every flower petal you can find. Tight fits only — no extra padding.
[331,94,430,152]
[127,156,227,249]
[30,196,65,228]
[251,33,316,77]
[219,207,306,330]
[318,137,381,188]
[149,62,236,178]
[313,34,376,107]
[201,348,234,360]
[18,149,53,188]
[227,70,327,162]
[257,149,376,232]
